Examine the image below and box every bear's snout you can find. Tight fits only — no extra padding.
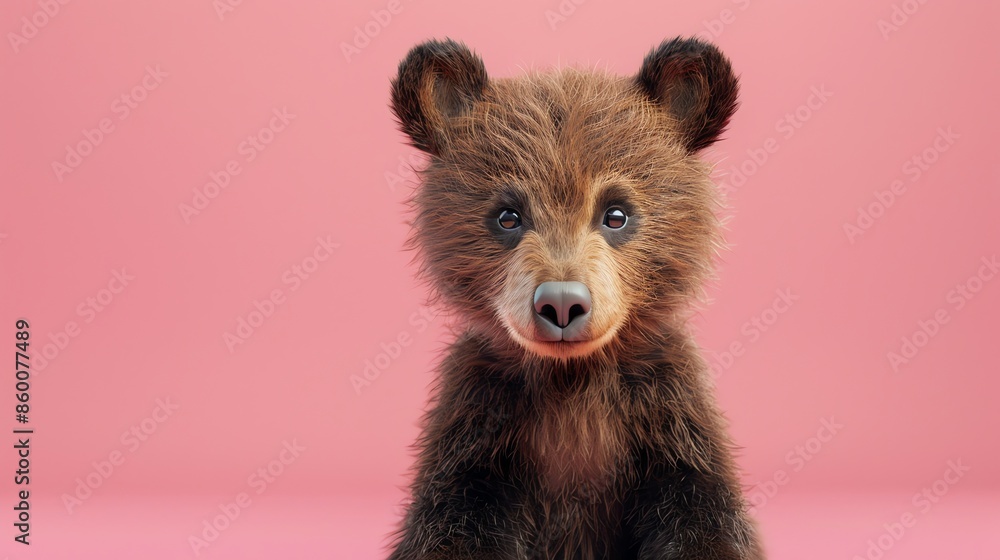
[532,281,592,342]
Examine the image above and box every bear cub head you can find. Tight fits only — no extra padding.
[391,38,738,361]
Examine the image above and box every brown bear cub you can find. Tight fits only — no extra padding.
[387,37,763,560]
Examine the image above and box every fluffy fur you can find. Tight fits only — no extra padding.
[386,37,763,559]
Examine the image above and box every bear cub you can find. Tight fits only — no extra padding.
[387,37,763,560]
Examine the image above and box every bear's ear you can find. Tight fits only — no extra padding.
[635,37,739,153]
[390,39,488,156]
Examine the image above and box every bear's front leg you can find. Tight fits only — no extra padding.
[387,347,526,560]
[387,464,522,560]
[633,463,763,560]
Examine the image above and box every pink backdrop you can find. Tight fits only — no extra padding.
[1,0,998,558]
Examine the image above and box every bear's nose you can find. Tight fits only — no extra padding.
[533,281,592,342]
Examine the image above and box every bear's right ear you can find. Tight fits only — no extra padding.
[390,39,488,156]
[635,37,739,153]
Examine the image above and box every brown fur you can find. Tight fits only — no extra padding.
[386,38,763,559]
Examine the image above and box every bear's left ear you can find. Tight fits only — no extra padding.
[390,39,488,156]
[635,37,739,153]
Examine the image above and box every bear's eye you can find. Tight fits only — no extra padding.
[603,207,628,229]
[497,209,522,230]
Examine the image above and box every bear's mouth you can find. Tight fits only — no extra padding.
[499,301,621,360]
[506,321,612,359]
[525,338,598,359]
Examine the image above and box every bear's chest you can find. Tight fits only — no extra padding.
[525,391,629,492]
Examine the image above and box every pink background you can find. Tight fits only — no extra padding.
[1,0,998,558]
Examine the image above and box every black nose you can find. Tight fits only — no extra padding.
[533,281,592,341]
